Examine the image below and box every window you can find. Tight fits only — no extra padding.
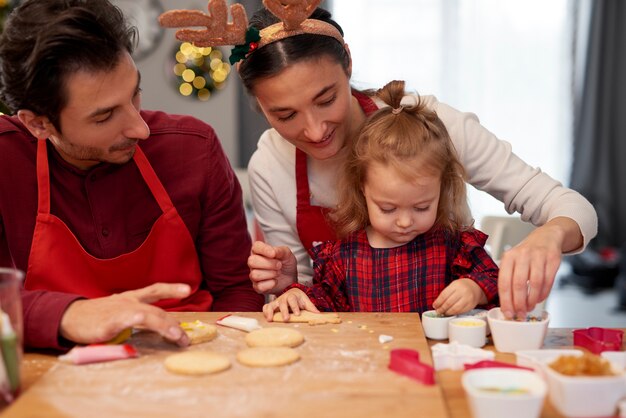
[333,0,576,225]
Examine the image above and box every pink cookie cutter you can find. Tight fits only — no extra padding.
[388,349,435,385]
[573,327,624,354]
[464,360,533,372]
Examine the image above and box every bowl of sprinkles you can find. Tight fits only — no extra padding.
[421,310,456,340]
[461,367,547,418]
[487,308,550,353]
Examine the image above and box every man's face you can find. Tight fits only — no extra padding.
[47,52,150,169]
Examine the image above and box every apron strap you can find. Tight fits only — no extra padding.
[351,89,379,116]
[132,145,175,213]
[295,148,311,209]
[36,140,51,214]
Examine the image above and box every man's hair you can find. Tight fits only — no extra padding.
[0,0,136,129]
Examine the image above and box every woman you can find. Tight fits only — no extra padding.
[263,80,500,320]
[160,1,597,320]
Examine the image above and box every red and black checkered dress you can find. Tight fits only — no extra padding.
[287,226,499,313]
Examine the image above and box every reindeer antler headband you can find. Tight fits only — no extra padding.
[158,0,344,65]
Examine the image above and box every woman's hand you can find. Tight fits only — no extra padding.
[248,241,298,294]
[432,278,487,316]
[497,216,583,319]
[262,288,319,321]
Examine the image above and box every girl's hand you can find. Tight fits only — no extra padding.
[432,279,486,316]
[497,217,580,320]
[248,241,298,294]
[262,288,319,321]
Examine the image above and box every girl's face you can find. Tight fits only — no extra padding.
[253,55,362,161]
[363,161,441,248]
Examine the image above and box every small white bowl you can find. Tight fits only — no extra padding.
[448,318,487,348]
[458,309,490,335]
[421,310,456,340]
[487,308,549,353]
[462,368,547,418]
[542,360,626,417]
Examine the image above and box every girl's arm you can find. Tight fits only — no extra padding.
[264,240,352,318]
[433,229,499,315]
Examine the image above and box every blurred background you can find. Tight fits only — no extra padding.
[1,0,625,326]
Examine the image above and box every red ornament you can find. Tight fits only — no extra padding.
[248,42,258,52]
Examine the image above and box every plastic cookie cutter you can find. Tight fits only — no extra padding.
[431,341,495,371]
[572,327,624,354]
[464,360,534,372]
[388,349,435,385]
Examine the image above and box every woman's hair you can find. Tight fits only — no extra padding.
[0,0,136,130]
[238,7,349,95]
[332,80,472,237]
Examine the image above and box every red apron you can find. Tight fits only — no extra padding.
[24,139,213,311]
[295,90,379,256]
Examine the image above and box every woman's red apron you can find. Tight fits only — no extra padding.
[24,139,212,311]
[295,90,379,255]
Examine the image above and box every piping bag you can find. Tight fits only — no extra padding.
[59,344,138,365]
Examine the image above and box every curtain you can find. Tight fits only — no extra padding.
[571,0,626,248]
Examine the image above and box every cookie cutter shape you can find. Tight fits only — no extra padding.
[431,341,494,371]
[464,360,533,372]
[388,349,435,385]
[573,327,624,354]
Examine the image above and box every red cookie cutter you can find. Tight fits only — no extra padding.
[463,360,534,371]
[388,349,435,385]
[573,327,624,354]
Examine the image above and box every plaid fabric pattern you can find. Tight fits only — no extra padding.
[288,226,499,313]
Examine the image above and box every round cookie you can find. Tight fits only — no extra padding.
[237,347,300,367]
[245,327,304,348]
[164,351,230,375]
[180,320,218,345]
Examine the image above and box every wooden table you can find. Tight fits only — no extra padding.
[435,326,586,418]
[4,312,448,418]
[3,313,622,418]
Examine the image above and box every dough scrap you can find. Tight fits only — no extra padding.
[272,310,342,325]
[237,347,300,367]
[180,320,218,345]
[245,327,304,348]
[164,351,230,375]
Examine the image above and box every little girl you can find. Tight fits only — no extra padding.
[262,80,499,320]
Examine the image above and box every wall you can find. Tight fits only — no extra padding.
[116,0,240,165]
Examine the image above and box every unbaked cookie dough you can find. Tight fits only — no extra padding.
[272,310,342,325]
[180,320,218,345]
[164,351,230,375]
[237,347,300,367]
[245,327,304,348]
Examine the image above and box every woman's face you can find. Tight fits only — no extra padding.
[253,55,357,160]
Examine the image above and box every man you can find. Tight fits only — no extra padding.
[0,0,263,350]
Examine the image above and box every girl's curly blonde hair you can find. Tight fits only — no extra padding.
[332,80,473,238]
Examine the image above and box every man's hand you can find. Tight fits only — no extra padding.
[248,241,298,294]
[59,283,192,346]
